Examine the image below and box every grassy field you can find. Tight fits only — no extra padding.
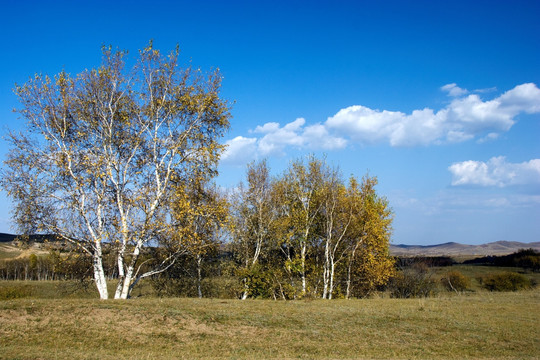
[1,286,539,359]
[433,265,540,291]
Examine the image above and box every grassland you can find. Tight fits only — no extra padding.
[1,286,539,359]
[1,259,539,359]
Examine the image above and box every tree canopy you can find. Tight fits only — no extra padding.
[2,43,394,301]
[230,158,394,299]
[2,43,231,299]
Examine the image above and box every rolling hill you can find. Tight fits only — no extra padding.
[2,232,538,258]
[390,240,540,256]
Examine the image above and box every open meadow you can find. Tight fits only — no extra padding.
[1,282,539,359]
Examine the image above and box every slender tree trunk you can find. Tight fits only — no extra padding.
[93,245,109,299]
[328,259,335,300]
[322,239,330,299]
[346,260,352,299]
[115,243,142,299]
[241,280,249,300]
[118,268,134,299]
[196,254,203,299]
[114,251,126,299]
[301,238,307,295]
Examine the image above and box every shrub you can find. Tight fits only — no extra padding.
[441,270,470,293]
[0,285,33,300]
[388,263,437,298]
[481,272,532,292]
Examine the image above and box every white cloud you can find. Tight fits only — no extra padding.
[326,83,540,147]
[221,136,257,164]
[222,119,347,163]
[441,83,468,97]
[449,156,540,187]
[477,132,499,143]
[303,123,348,149]
[256,118,307,155]
[222,83,540,163]
[473,87,497,94]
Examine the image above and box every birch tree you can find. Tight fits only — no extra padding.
[1,43,230,299]
[230,160,277,299]
[320,171,356,299]
[169,175,228,298]
[275,156,324,296]
[343,176,394,298]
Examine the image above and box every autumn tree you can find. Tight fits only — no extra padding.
[229,156,395,300]
[229,160,279,299]
[169,174,229,298]
[1,43,230,299]
[274,156,326,295]
[319,170,357,299]
[343,176,394,298]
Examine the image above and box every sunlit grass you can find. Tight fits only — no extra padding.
[1,288,538,359]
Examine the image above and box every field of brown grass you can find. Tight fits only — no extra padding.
[1,287,539,359]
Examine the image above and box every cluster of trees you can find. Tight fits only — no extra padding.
[463,249,540,272]
[229,158,394,299]
[1,43,393,300]
[1,158,396,300]
[0,251,93,281]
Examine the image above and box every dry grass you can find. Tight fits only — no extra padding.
[0,242,48,260]
[1,288,539,359]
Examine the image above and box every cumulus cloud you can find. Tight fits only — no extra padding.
[222,119,347,163]
[449,156,540,187]
[326,83,540,147]
[255,118,307,155]
[222,83,540,163]
[441,83,468,97]
[221,136,257,164]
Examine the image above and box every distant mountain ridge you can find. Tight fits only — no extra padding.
[0,233,59,243]
[390,240,540,256]
[0,233,17,243]
[2,233,538,257]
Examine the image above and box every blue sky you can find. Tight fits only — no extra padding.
[0,0,539,245]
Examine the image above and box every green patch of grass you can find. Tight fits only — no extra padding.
[0,280,157,300]
[432,265,540,292]
[1,289,539,359]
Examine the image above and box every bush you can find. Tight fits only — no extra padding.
[388,263,437,298]
[480,272,532,292]
[441,270,470,292]
[0,285,33,300]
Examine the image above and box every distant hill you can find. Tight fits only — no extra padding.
[0,233,17,243]
[0,233,63,260]
[0,233,60,243]
[2,232,538,257]
[390,241,540,256]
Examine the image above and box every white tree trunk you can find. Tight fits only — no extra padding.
[322,239,330,299]
[115,242,142,299]
[328,260,335,300]
[196,254,203,299]
[301,241,306,295]
[114,253,125,299]
[93,251,109,300]
[241,281,249,300]
[118,267,134,299]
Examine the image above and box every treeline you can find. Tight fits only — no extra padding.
[1,157,395,300]
[224,157,394,299]
[0,246,171,282]
[396,256,455,268]
[0,252,88,281]
[140,157,395,299]
[463,248,540,271]
[0,250,111,281]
